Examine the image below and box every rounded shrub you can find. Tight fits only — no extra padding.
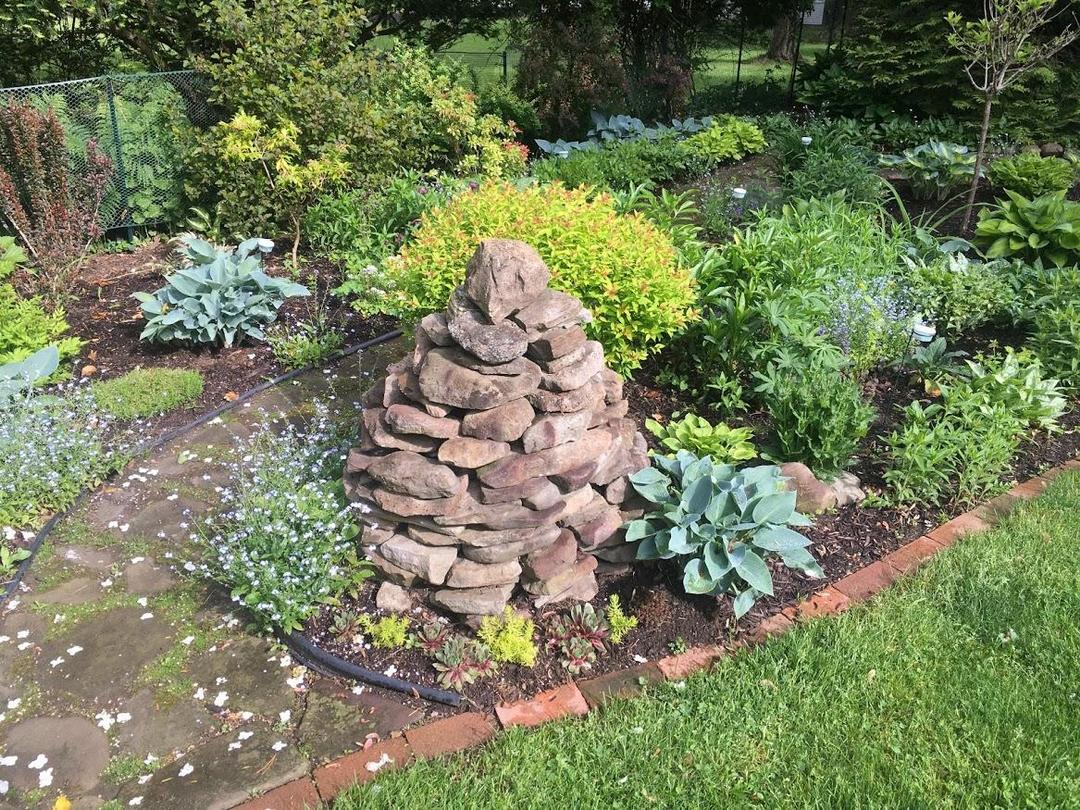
[382,182,698,373]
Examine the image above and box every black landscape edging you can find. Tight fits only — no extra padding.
[283,629,462,707]
[1,329,404,599]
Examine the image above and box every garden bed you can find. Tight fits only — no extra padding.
[298,332,1080,709]
[66,239,397,442]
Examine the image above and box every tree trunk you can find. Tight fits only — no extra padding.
[961,91,994,234]
[768,14,796,61]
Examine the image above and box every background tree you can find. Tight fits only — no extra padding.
[948,0,1080,230]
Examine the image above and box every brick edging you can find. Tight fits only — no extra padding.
[231,458,1080,810]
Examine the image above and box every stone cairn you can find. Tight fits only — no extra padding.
[344,239,649,619]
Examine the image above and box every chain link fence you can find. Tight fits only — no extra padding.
[0,70,216,235]
[439,50,518,86]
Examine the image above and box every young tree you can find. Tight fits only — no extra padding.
[948,0,1080,231]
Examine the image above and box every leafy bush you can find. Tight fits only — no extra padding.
[1032,303,1080,390]
[764,365,875,477]
[626,453,822,618]
[477,607,537,667]
[382,182,697,373]
[989,153,1076,198]
[904,253,1012,334]
[0,283,83,367]
[360,614,410,649]
[823,274,913,375]
[886,349,1064,505]
[267,319,343,370]
[91,367,204,419]
[645,413,756,464]
[0,237,24,281]
[785,145,883,204]
[684,116,767,165]
[673,195,907,409]
[134,236,308,347]
[194,404,371,633]
[880,141,977,201]
[696,177,779,242]
[0,102,112,302]
[896,337,969,394]
[975,190,1080,268]
[1,385,122,528]
[477,81,542,146]
[532,135,693,192]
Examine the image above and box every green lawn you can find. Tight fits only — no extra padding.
[335,471,1080,809]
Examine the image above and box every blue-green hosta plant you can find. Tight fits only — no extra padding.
[133,236,308,346]
[880,141,978,201]
[975,190,1080,269]
[625,452,822,618]
[0,345,59,406]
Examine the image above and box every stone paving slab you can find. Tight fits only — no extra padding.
[0,340,419,809]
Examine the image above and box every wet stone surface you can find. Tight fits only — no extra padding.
[0,340,419,809]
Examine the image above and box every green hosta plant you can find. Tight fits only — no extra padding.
[626,453,822,618]
[646,413,756,464]
[975,190,1080,268]
[0,345,58,406]
[989,153,1076,198]
[134,236,308,346]
[880,141,978,201]
[685,115,767,165]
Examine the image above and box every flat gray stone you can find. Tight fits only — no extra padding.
[185,636,297,719]
[419,348,538,411]
[1,716,109,793]
[295,681,417,765]
[430,583,516,615]
[446,288,529,364]
[366,450,462,499]
[112,688,217,761]
[377,535,457,585]
[32,576,102,605]
[123,559,176,595]
[114,719,308,810]
[36,607,175,705]
[55,545,119,573]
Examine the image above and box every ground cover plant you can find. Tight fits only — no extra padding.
[91,367,204,419]
[333,472,1080,808]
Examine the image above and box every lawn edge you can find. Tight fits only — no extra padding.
[230,456,1080,810]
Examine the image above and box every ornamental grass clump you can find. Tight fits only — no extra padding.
[193,404,371,633]
[380,182,697,374]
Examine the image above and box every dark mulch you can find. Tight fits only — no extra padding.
[65,238,396,440]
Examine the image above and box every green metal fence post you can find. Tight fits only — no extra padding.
[502,50,509,82]
[104,76,135,241]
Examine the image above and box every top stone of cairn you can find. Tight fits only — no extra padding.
[464,238,551,322]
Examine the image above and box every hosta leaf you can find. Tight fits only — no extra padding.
[624,519,655,542]
[735,550,774,595]
[780,546,824,578]
[704,542,731,580]
[752,525,811,552]
[751,490,797,525]
[683,558,718,595]
[732,588,757,618]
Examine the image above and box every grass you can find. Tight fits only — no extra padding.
[335,471,1080,809]
[91,367,204,420]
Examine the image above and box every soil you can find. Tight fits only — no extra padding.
[64,238,397,440]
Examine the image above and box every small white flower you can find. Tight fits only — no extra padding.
[193,687,205,700]
[180,635,195,646]
[6,698,20,709]
[237,731,253,741]
[0,779,7,795]
[129,797,143,805]
[15,630,28,640]
[49,657,64,668]
[365,752,392,773]
[137,597,148,606]
[138,773,152,784]
[96,711,115,731]
[116,712,132,724]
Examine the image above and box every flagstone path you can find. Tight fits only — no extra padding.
[0,337,439,810]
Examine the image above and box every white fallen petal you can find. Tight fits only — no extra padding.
[28,754,47,769]
[271,741,287,752]
[178,763,194,777]
[66,645,83,656]
[0,755,16,766]
[213,691,228,707]
[365,753,392,773]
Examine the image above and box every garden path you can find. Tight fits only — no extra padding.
[0,337,434,810]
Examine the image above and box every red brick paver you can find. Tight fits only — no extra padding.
[494,682,589,728]
[312,737,413,799]
[883,535,942,576]
[1009,477,1049,500]
[832,560,898,602]
[928,511,990,547]
[796,586,851,620]
[233,777,321,810]
[657,644,725,679]
[404,712,497,759]
[745,612,794,643]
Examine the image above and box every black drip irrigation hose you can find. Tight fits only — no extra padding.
[1,329,404,600]
[284,630,462,707]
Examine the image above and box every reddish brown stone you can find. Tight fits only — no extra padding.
[522,555,597,596]
[522,529,577,580]
[404,712,497,759]
[927,511,991,547]
[233,777,321,810]
[528,324,588,361]
[796,586,851,620]
[1010,476,1049,500]
[384,403,461,439]
[438,436,512,468]
[657,644,725,680]
[312,737,413,798]
[832,561,898,602]
[460,398,535,442]
[577,663,665,707]
[883,536,942,575]
[494,683,590,728]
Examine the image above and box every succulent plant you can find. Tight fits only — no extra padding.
[433,637,497,692]
[559,636,598,675]
[330,610,365,644]
[414,621,452,655]
[548,603,610,654]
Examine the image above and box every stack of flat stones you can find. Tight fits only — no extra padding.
[344,239,649,619]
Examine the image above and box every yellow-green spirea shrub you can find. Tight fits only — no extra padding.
[382,182,697,374]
